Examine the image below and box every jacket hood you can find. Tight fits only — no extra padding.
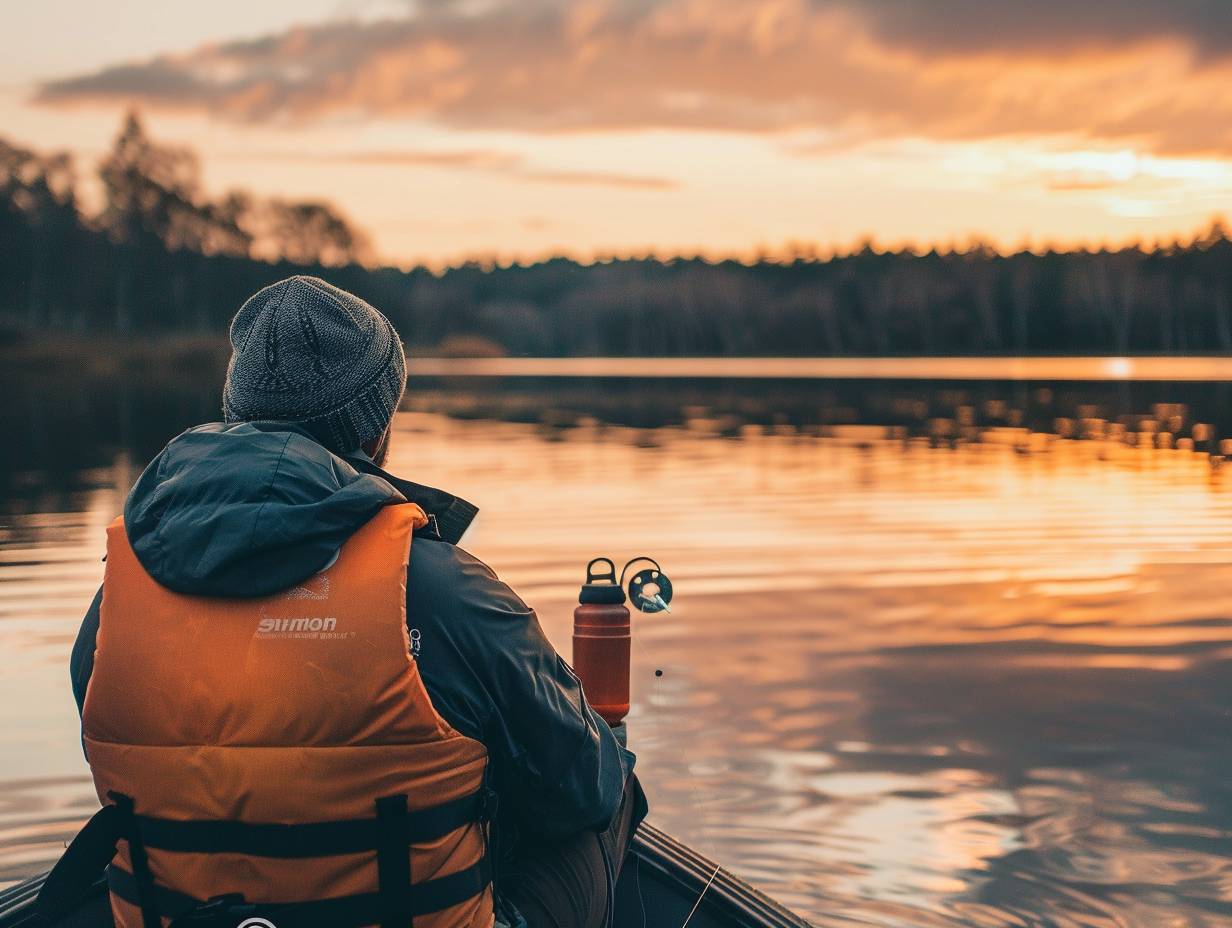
[123,421,406,597]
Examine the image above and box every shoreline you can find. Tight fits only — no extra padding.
[6,336,1232,383]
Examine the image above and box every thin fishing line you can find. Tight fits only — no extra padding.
[630,597,725,922]
[630,615,720,862]
[680,863,721,928]
[634,853,647,928]
[635,623,714,838]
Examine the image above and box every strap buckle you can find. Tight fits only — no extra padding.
[168,893,257,927]
[478,787,499,823]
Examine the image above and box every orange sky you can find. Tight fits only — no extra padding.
[5,0,1232,265]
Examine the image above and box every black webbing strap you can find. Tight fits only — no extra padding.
[376,794,413,928]
[129,788,486,857]
[36,804,121,920]
[109,792,160,928]
[107,853,492,928]
[106,866,199,922]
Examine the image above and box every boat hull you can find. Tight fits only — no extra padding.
[0,824,810,928]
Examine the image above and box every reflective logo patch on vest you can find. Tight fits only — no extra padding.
[255,616,343,639]
[283,574,331,600]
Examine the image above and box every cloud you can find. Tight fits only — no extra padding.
[826,0,1232,59]
[1042,175,1128,193]
[235,146,679,189]
[34,0,1232,156]
[321,149,522,170]
[517,169,677,190]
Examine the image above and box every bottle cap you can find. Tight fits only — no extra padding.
[579,557,627,605]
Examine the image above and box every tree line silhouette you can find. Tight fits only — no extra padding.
[3,113,1232,357]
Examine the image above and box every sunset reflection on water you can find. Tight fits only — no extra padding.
[4,370,1232,926]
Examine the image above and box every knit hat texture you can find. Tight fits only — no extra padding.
[223,276,406,453]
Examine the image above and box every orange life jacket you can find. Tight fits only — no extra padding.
[81,503,494,928]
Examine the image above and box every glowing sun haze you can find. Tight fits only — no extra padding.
[4,0,1231,265]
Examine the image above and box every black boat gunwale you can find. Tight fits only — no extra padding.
[0,823,813,928]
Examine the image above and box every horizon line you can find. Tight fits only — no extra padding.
[380,217,1231,274]
[404,356,1232,383]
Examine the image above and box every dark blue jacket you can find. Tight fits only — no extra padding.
[71,421,636,848]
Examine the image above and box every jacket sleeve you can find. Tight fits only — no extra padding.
[407,540,635,842]
[70,586,103,718]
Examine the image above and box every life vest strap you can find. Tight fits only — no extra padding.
[376,794,413,928]
[123,787,492,858]
[106,852,493,927]
[110,793,160,928]
[36,804,121,920]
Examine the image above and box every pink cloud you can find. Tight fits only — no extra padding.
[33,0,1232,156]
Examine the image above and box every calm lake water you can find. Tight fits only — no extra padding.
[5,357,1232,927]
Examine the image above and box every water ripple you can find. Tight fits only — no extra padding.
[5,385,1232,927]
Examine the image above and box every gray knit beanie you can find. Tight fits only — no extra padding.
[223,276,407,454]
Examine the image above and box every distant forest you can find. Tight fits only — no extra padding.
[4,113,1232,357]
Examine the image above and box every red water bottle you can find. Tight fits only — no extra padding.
[572,557,631,728]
